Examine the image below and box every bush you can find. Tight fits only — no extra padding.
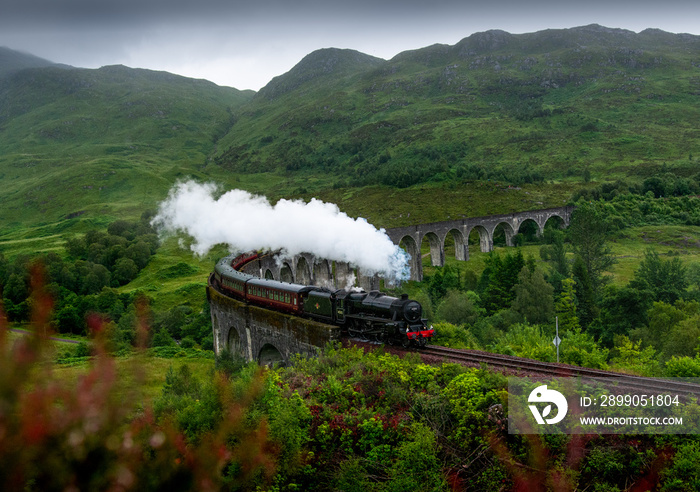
[560,329,609,369]
[660,440,700,491]
[383,422,448,492]
[431,321,480,349]
[215,349,247,377]
[151,327,176,347]
[435,290,484,326]
[489,323,556,362]
[665,356,700,377]
[180,336,196,349]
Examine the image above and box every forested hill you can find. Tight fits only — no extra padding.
[0,49,254,229]
[215,25,700,189]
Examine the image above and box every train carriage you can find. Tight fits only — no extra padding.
[245,277,307,315]
[213,253,434,347]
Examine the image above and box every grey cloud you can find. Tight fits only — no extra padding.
[1,0,698,90]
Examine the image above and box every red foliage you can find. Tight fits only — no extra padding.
[0,265,279,491]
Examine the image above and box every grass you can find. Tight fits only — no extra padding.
[608,226,700,284]
[47,352,215,406]
[8,326,87,348]
[0,64,253,233]
[5,315,215,409]
[312,180,577,229]
[116,238,230,312]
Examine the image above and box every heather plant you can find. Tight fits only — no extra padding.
[273,343,511,489]
[0,267,280,491]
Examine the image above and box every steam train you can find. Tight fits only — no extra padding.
[211,253,434,347]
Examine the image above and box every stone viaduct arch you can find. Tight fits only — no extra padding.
[242,253,366,290]
[208,280,340,365]
[385,206,573,281]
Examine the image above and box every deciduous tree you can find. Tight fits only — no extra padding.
[629,249,688,304]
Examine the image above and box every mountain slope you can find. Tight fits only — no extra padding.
[214,25,700,190]
[2,26,700,237]
[257,48,385,100]
[0,60,254,231]
[0,47,61,79]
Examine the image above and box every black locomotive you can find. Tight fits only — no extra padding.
[212,253,434,347]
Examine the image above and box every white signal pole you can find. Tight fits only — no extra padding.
[553,316,560,363]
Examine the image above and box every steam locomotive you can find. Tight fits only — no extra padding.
[212,253,434,347]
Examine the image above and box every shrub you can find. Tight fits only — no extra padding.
[151,327,176,347]
[180,336,196,349]
[660,440,700,491]
[431,321,480,350]
[442,370,491,442]
[383,422,448,492]
[489,323,556,362]
[665,356,700,378]
[436,290,484,326]
[560,329,609,369]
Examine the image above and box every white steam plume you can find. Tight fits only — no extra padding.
[152,181,410,281]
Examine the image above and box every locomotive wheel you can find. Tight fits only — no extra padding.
[401,337,410,348]
[348,320,363,339]
[358,321,371,341]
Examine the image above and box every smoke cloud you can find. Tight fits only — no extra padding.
[152,181,410,280]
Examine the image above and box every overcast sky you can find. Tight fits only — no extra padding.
[1,0,699,91]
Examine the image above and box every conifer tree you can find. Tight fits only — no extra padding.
[572,256,598,329]
[512,266,554,325]
[556,276,580,332]
[568,203,615,295]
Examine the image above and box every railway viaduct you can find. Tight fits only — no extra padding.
[208,206,573,363]
[207,278,340,365]
[385,206,574,281]
[234,205,573,285]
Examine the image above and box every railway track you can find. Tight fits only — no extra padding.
[417,345,700,396]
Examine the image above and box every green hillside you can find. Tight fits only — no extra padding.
[0,46,60,78]
[1,26,699,241]
[215,25,700,195]
[0,57,254,235]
